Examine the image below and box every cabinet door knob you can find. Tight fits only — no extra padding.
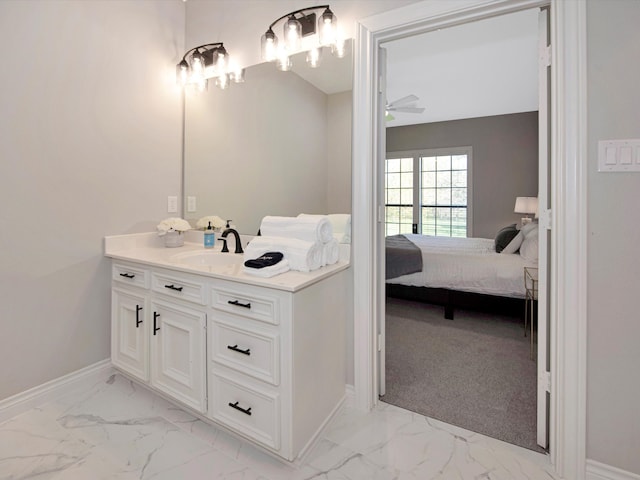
[227,344,251,356]
[228,401,252,416]
[153,312,160,335]
[136,305,143,327]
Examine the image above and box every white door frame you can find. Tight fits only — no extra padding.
[351,1,587,479]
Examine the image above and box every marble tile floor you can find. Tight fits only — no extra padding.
[0,373,558,480]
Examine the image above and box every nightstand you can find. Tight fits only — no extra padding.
[524,266,538,360]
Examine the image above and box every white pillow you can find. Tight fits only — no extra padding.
[501,231,524,254]
[520,221,539,237]
[520,231,539,262]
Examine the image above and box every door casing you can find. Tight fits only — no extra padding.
[351,0,587,478]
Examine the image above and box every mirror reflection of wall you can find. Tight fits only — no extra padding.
[184,40,353,235]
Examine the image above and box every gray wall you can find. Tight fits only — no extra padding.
[0,1,184,400]
[327,91,353,215]
[587,0,640,474]
[386,112,539,239]
[184,62,329,235]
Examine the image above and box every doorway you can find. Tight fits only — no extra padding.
[379,8,544,452]
[351,1,587,478]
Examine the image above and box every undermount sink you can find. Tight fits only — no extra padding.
[171,250,243,267]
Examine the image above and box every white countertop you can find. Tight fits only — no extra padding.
[104,232,350,293]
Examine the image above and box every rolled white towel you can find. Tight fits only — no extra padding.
[322,238,340,266]
[327,214,351,244]
[244,236,323,272]
[243,259,290,278]
[261,215,333,244]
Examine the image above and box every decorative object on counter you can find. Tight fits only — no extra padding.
[176,42,245,93]
[196,215,225,231]
[261,5,345,72]
[157,217,192,248]
[197,215,225,249]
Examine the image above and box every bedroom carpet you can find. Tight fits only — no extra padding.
[381,296,544,453]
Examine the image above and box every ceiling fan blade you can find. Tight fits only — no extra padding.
[390,106,425,113]
[387,94,419,108]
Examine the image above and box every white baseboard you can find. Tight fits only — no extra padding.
[0,359,114,424]
[587,459,640,480]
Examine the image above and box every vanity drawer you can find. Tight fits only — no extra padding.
[211,284,280,325]
[113,263,150,289]
[209,371,280,450]
[151,272,206,305]
[210,318,280,385]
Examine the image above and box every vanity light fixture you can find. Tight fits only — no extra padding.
[176,42,245,91]
[261,5,343,69]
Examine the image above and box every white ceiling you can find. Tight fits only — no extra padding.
[290,8,539,127]
[384,8,540,126]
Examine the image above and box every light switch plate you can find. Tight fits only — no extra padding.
[598,139,640,172]
[187,196,197,213]
[167,196,178,213]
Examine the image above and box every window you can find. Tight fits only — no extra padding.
[385,147,472,237]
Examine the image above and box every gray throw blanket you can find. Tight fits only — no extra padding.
[385,234,423,280]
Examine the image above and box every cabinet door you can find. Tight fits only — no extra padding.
[150,300,206,413]
[111,288,149,382]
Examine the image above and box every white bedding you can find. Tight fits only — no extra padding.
[386,234,536,298]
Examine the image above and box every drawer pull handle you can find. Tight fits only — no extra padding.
[153,312,160,335]
[136,305,143,327]
[228,300,251,309]
[119,273,135,279]
[228,401,252,416]
[165,284,184,292]
[227,344,251,356]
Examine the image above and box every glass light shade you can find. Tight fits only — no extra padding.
[306,47,322,68]
[284,15,302,51]
[276,54,292,72]
[318,8,337,46]
[176,60,189,86]
[331,37,346,58]
[215,73,229,90]
[230,67,245,83]
[213,47,228,73]
[261,29,278,62]
[190,50,205,85]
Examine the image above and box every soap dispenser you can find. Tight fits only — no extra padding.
[204,221,215,249]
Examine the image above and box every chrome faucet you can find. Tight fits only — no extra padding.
[219,228,244,254]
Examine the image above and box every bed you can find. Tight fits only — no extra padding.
[385,226,538,319]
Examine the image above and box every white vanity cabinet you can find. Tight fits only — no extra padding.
[207,275,348,461]
[107,235,350,463]
[111,262,207,413]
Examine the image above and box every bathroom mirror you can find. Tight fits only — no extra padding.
[183,40,353,235]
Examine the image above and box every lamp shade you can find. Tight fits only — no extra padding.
[514,196,538,214]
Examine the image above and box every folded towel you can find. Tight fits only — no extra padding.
[244,252,284,269]
[243,259,290,278]
[322,238,340,266]
[261,215,333,244]
[327,214,351,244]
[244,236,323,272]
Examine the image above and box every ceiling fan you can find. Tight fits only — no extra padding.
[385,94,425,121]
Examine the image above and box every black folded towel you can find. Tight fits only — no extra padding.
[244,252,284,269]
